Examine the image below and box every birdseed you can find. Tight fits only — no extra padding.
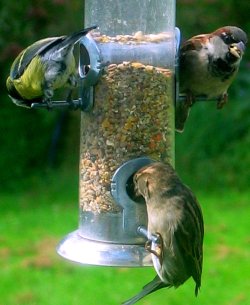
[79,60,174,213]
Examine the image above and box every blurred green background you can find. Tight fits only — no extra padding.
[0,1,249,305]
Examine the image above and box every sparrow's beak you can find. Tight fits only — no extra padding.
[229,41,245,58]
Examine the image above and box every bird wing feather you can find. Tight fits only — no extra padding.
[10,26,97,80]
[122,276,168,305]
[173,188,204,295]
[180,34,206,53]
[10,37,65,80]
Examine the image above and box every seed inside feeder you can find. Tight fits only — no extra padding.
[79,33,174,213]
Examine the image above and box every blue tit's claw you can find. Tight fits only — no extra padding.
[66,89,79,110]
[42,98,53,110]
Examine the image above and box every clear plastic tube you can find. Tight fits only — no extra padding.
[80,0,175,215]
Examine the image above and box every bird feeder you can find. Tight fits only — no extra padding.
[57,0,177,266]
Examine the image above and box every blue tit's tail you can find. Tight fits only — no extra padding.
[122,276,168,305]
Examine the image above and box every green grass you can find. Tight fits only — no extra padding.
[0,171,250,305]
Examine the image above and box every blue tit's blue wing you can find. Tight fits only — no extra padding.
[10,36,65,80]
[10,26,97,80]
[37,26,98,58]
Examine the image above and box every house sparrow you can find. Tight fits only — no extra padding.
[122,162,204,305]
[6,26,97,108]
[176,26,247,132]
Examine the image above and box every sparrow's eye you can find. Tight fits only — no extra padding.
[221,32,237,44]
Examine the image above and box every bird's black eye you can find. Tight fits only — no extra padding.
[221,32,237,44]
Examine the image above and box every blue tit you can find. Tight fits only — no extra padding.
[6,25,97,108]
[122,162,204,305]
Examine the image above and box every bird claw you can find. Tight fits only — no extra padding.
[66,89,77,110]
[42,98,53,110]
[217,93,228,109]
[185,92,195,108]
[145,232,163,264]
[145,240,152,251]
[137,227,163,263]
[43,86,54,109]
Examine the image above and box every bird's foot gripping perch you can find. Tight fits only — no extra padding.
[137,226,163,263]
[40,87,78,110]
[216,93,228,109]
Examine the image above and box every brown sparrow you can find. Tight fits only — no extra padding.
[176,26,247,132]
[122,162,204,305]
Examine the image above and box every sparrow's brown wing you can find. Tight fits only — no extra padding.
[173,185,204,296]
[180,34,206,53]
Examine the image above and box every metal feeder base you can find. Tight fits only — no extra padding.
[57,230,153,267]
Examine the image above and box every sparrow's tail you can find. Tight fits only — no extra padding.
[121,276,168,305]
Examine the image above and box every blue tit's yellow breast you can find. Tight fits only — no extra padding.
[13,56,45,100]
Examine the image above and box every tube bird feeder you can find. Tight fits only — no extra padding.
[57,0,177,266]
